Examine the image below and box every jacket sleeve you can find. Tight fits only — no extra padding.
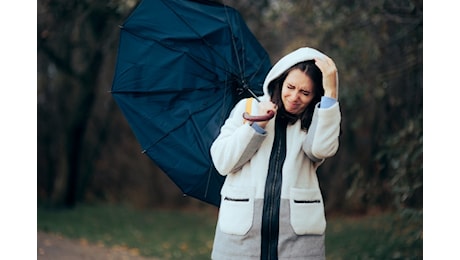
[303,101,341,163]
[210,99,267,176]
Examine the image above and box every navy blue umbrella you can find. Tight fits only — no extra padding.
[111,0,271,207]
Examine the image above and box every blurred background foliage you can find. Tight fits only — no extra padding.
[37,0,422,222]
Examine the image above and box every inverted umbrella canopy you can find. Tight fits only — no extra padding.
[111,0,271,207]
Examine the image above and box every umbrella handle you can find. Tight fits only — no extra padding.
[242,110,275,122]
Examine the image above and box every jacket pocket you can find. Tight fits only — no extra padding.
[289,187,326,235]
[218,185,255,235]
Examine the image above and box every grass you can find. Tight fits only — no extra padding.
[325,211,422,259]
[37,204,422,259]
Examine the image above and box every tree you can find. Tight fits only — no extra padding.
[37,0,135,207]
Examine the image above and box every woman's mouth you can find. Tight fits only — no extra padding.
[286,100,299,110]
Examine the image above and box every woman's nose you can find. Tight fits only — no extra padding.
[293,91,301,100]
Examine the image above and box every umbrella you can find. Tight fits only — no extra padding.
[111,0,272,207]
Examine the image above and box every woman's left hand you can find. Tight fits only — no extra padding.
[314,56,338,99]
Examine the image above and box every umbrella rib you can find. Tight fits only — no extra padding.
[123,20,241,84]
[247,52,271,84]
[189,114,216,200]
[110,77,238,94]
[124,26,237,83]
[141,95,222,153]
[160,0,239,74]
[223,5,245,83]
[222,2,271,97]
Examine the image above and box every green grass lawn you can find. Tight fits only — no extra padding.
[37,204,422,259]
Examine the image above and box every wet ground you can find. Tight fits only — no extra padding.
[37,231,158,260]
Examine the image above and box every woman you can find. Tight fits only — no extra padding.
[210,47,341,259]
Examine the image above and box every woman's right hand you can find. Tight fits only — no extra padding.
[256,101,277,128]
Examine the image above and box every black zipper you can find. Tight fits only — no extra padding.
[261,117,287,260]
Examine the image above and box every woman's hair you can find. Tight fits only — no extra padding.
[268,60,324,130]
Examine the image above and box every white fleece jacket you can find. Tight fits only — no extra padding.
[210,47,341,260]
[211,47,340,199]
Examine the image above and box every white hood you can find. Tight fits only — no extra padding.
[261,47,335,99]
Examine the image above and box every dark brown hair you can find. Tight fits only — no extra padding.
[267,60,324,130]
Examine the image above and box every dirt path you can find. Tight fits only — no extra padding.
[37,231,158,260]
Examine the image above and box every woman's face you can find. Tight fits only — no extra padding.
[281,69,316,115]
